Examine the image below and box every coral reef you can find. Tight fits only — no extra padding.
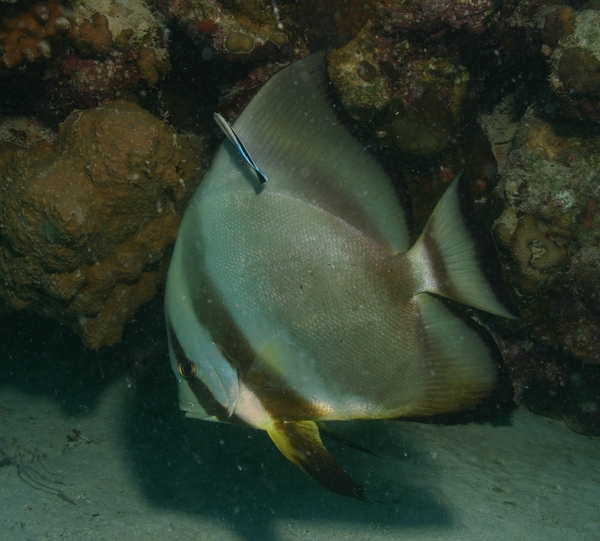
[295,0,369,50]
[0,116,55,147]
[160,0,297,61]
[0,100,204,348]
[545,8,600,123]
[72,0,168,57]
[496,214,569,294]
[491,106,600,369]
[45,46,170,117]
[492,331,600,436]
[540,5,576,49]
[367,0,507,36]
[327,22,390,124]
[470,1,600,434]
[75,12,113,58]
[46,0,171,116]
[1,0,171,119]
[328,20,470,159]
[0,0,75,68]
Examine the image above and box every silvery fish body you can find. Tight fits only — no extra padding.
[165,52,515,499]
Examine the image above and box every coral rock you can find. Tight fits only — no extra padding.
[496,214,569,293]
[328,22,390,123]
[45,53,144,116]
[541,6,576,49]
[224,31,255,53]
[369,0,507,36]
[296,0,369,50]
[1,0,171,119]
[328,20,470,158]
[548,9,600,123]
[486,102,600,433]
[73,0,167,54]
[74,12,113,58]
[136,46,171,86]
[493,107,600,365]
[0,0,76,69]
[48,0,172,114]
[161,0,299,61]
[0,100,205,348]
[557,47,600,97]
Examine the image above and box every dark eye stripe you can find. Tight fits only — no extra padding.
[186,243,257,377]
[172,232,324,422]
[168,325,248,426]
[178,360,197,379]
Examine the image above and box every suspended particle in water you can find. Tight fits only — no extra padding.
[271,0,284,30]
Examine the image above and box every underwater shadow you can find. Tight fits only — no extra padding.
[125,357,454,541]
[0,295,165,417]
[0,299,454,540]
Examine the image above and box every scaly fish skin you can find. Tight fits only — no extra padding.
[165,52,515,499]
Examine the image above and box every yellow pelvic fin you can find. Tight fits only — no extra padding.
[267,420,366,500]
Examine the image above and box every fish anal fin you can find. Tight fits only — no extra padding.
[317,421,378,457]
[397,293,497,417]
[267,420,367,501]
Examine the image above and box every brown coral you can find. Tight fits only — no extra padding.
[74,12,113,58]
[557,47,600,97]
[136,46,171,86]
[0,0,75,68]
[327,22,390,123]
[328,19,469,159]
[541,6,576,49]
[165,0,298,62]
[0,100,205,348]
[491,107,600,372]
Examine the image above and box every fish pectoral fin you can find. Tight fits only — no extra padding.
[267,420,367,501]
[250,336,286,376]
[244,336,289,392]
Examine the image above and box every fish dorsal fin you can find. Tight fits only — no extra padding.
[267,420,367,500]
[230,52,410,254]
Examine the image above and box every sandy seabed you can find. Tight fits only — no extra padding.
[1,309,598,541]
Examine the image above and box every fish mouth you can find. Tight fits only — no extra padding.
[179,400,196,413]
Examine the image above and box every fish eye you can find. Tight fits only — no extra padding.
[178,361,197,379]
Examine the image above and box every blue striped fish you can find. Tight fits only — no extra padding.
[164,52,515,499]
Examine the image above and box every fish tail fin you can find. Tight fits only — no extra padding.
[409,175,517,319]
[266,420,367,501]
